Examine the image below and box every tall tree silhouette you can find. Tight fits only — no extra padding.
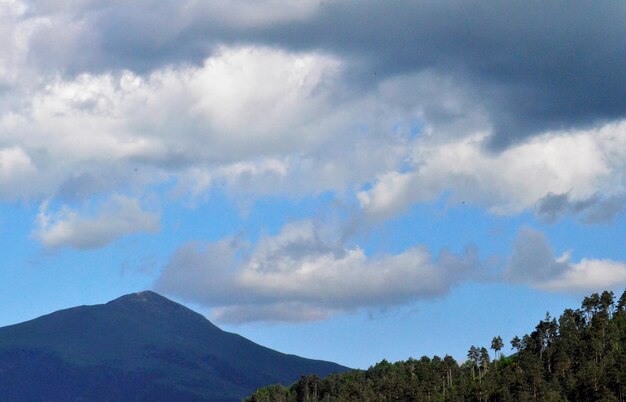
[491,336,504,360]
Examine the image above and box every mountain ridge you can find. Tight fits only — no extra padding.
[0,290,348,401]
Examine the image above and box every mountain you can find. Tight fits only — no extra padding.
[0,291,348,401]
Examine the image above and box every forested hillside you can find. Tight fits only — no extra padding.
[246,289,626,401]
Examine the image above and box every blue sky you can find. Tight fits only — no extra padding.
[0,0,625,369]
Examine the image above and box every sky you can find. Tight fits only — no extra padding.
[0,0,625,369]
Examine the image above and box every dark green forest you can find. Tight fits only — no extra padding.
[245,289,626,401]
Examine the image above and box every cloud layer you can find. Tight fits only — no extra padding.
[1,0,625,247]
[7,0,625,146]
[155,223,626,323]
[155,220,480,323]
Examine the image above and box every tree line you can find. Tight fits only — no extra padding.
[245,289,626,401]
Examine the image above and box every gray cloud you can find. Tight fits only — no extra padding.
[505,227,626,293]
[535,192,626,224]
[14,0,626,148]
[154,220,481,323]
[20,0,317,75]
[534,192,570,223]
[579,196,626,225]
[22,1,214,74]
[505,227,569,284]
[260,0,626,148]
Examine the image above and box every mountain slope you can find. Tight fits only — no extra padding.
[0,291,348,401]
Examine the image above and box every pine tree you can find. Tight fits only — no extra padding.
[491,336,504,360]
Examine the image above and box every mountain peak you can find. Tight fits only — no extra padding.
[108,290,169,305]
[106,290,196,312]
[105,290,208,323]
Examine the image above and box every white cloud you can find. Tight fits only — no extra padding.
[0,146,37,199]
[359,121,626,219]
[184,46,343,157]
[540,259,626,293]
[156,222,626,322]
[0,45,420,204]
[34,195,160,249]
[504,227,626,293]
[155,220,480,323]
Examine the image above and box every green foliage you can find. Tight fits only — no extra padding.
[244,384,290,402]
[247,289,626,401]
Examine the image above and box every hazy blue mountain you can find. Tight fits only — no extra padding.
[0,291,348,401]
